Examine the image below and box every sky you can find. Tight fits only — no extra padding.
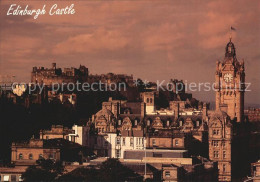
[0,0,259,105]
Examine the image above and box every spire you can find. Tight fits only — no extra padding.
[225,38,236,58]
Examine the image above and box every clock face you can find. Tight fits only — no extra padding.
[223,73,233,83]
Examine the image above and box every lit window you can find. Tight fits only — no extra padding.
[196,120,200,127]
[3,175,9,182]
[29,154,33,160]
[179,121,183,126]
[19,153,23,160]
[165,171,170,177]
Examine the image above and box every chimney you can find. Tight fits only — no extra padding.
[202,102,208,121]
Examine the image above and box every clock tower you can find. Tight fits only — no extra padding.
[215,38,245,122]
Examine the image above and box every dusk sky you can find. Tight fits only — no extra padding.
[0,0,259,105]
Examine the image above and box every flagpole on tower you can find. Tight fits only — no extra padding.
[230,26,236,41]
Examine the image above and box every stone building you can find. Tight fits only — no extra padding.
[11,138,83,166]
[40,125,89,146]
[90,90,209,158]
[215,38,245,122]
[31,63,88,86]
[11,139,60,165]
[208,110,232,181]
[208,39,250,182]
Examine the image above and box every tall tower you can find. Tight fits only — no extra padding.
[215,38,245,122]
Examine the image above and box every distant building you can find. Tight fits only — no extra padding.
[31,63,88,85]
[245,108,260,122]
[40,125,89,146]
[11,139,83,166]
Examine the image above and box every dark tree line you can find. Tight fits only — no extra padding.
[22,158,143,182]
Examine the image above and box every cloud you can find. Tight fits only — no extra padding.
[53,28,129,55]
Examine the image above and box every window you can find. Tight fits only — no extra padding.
[223,164,226,172]
[71,136,75,142]
[223,151,226,159]
[39,154,43,159]
[29,153,33,160]
[150,98,153,103]
[139,138,142,145]
[116,149,121,158]
[3,175,9,182]
[213,129,216,135]
[147,120,150,126]
[213,151,219,158]
[66,136,69,140]
[11,175,16,182]
[179,120,183,126]
[146,98,149,103]
[19,153,23,160]
[49,153,55,159]
[213,141,219,147]
[122,138,126,146]
[165,171,171,177]
[46,136,49,140]
[175,139,179,146]
[116,137,121,145]
[196,120,200,127]
[135,120,138,125]
[222,141,226,148]
[167,120,170,126]
[152,139,156,146]
[118,120,121,125]
[136,137,139,145]
[130,138,134,146]
[213,129,220,135]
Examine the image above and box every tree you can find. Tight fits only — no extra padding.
[22,159,64,182]
[57,158,142,182]
[98,158,142,182]
[57,166,99,181]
